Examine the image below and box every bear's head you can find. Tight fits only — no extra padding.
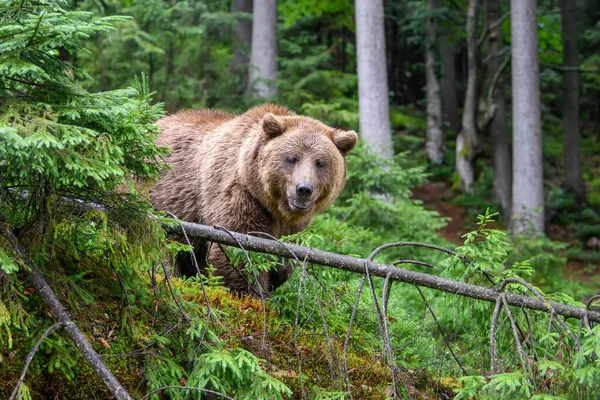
[241,112,358,224]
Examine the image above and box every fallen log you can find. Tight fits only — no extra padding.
[164,221,600,324]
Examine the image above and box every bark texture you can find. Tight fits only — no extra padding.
[355,0,393,159]
[487,0,511,217]
[231,0,253,92]
[425,0,444,165]
[456,0,479,192]
[440,36,460,134]
[247,0,278,98]
[560,0,587,203]
[510,0,545,235]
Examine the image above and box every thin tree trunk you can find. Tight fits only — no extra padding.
[247,0,278,98]
[510,0,544,235]
[231,0,253,93]
[440,36,460,134]
[456,0,479,192]
[487,0,511,217]
[425,0,444,164]
[355,0,393,159]
[560,0,587,204]
[96,32,106,92]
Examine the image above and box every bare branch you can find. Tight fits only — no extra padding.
[0,217,133,400]
[10,322,64,400]
[163,221,600,323]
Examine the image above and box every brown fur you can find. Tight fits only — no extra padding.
[150,104,358,294]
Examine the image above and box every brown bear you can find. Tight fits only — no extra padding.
[150,104,357,295]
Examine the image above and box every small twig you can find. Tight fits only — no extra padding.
[160,262,191,325]
[499,277,578,347]
[501,296,531,376]
[343,275,366,399]
[294,258,309,400]
[364,258,402,399]
[213,226,269,353]
[115,272,134,324]
[316,286,336,383]
[584,295,600,330]
[415,286,468,376]
[392,260,436,269]
[10,322,65,400]
[140,386,235,400]
[489,295,504,374]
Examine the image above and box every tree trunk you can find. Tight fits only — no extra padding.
[355,0,393,159]
[510,0,544,235]
[487,0,511,217]
[247,0,278,98]
[425,0,444,164]
[456,0,479,192]
[560,0,587,204]
[440,36,460,134]
[231,0,253,93]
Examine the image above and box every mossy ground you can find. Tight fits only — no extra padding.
[1,272,456,399]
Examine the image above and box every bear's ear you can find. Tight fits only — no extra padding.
[262,113,286,138]
[333,130,358,156]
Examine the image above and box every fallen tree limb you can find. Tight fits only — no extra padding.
[9,322,64,400]
[0,219,133,400]
[164,221,600,324]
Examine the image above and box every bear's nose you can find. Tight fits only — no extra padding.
[296,183,313,198]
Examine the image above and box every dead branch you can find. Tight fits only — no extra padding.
[9,322,64,400]
[163,221,600,324]
[0,218,133,400]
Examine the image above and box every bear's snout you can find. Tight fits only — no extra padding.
[296,183,313,198]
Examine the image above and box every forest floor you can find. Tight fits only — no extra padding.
[412,180,600,292]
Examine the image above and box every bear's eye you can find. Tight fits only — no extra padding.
[315,160,325,168]
[286,156,298,164]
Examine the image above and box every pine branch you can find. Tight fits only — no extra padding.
[163,221,600,324]
[0,216,133,400]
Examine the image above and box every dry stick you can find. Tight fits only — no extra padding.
[500,295,531,376]
[343,275,366,400]
[498,277,578,347]
[294,259,309,400]
[0,220,133,400]
[163,222,600,324]
[489,296,504,374]
[392,260,436,269]
[213,226,270,355]
[9,322,64,400]
[164,212,216,324]
[315,286,337,383]
[140,386,235,400]
[415,286,468,376]
[584,295,600,330]
[363,260,401,400]
[160,262,191,325]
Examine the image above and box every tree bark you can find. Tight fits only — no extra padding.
[247,0,278,98]
[440,36,460,134]
[456,0,479,192]
[162,220,600,324]
[231,0,253,93]
[560,0,587,204]
[487,0,511,217]
[425,0,445,165]
[355,0,393,159]
[510,0,544,235]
